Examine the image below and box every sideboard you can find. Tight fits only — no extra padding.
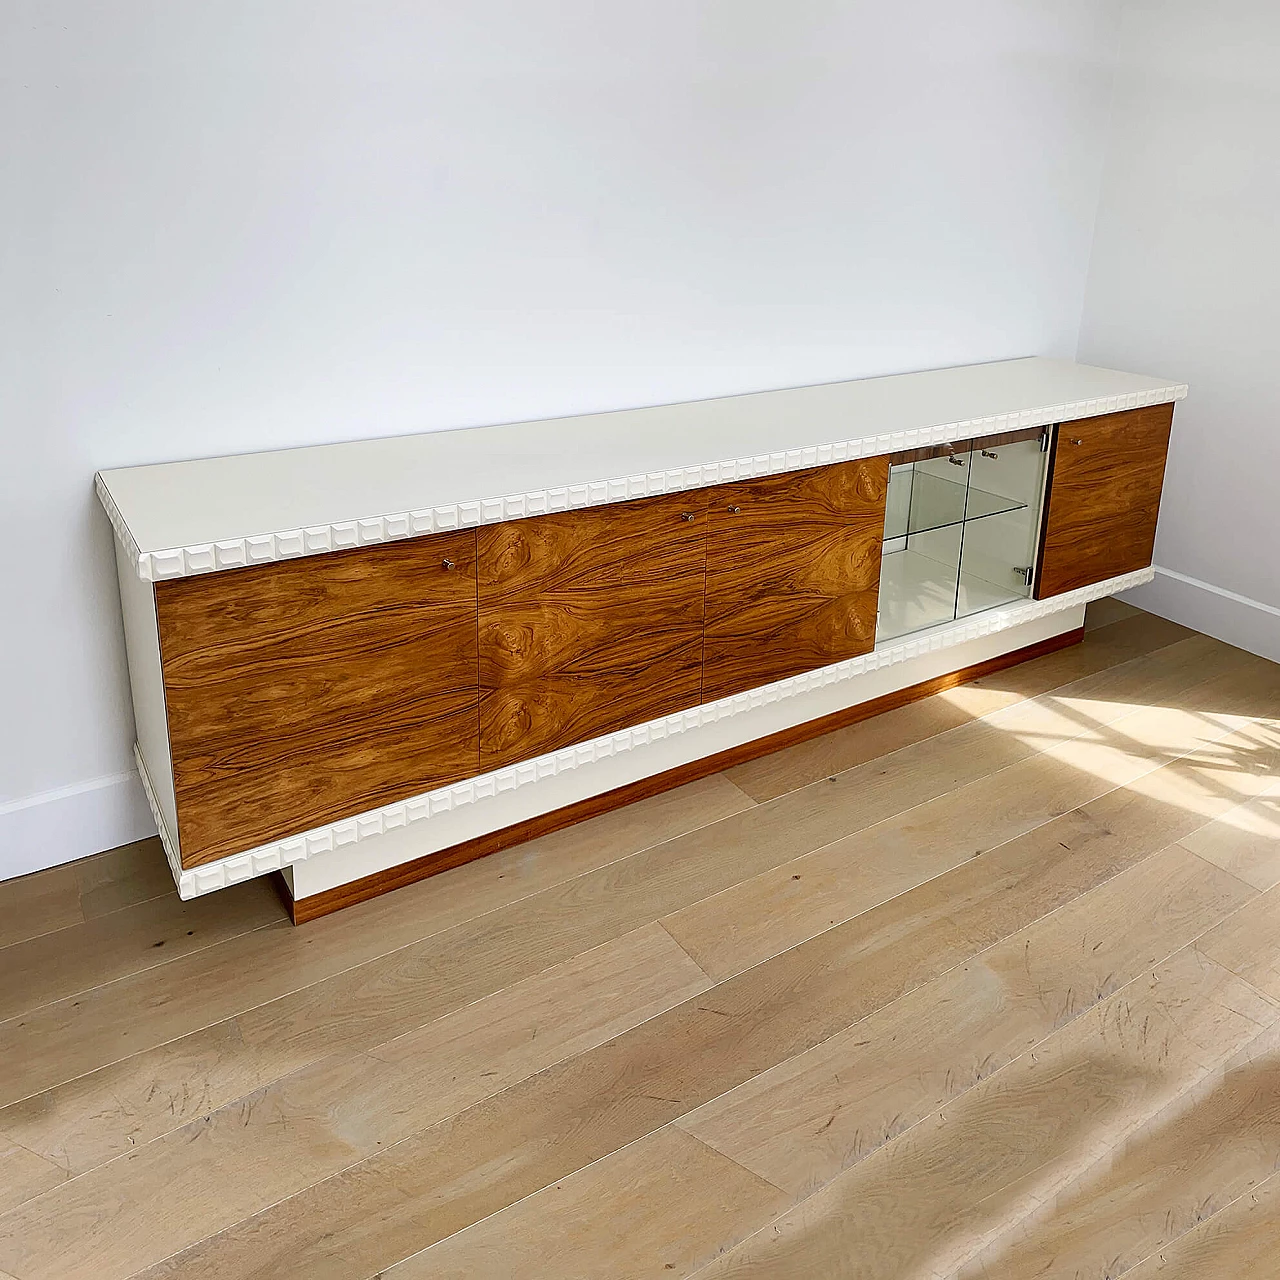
[97,357,1183,921]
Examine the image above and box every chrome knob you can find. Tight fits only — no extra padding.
[981,449,998,459]
[949,455,965,467]
[727,505,741,514]
[442,558,456,571]
[1069,438,1084,446]
[681,511,696,522]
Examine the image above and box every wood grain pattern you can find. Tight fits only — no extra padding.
[679,846,1256,1198]
[121,723,1276,1280]
[692,949,1278,1280]
[287,627,1083,922]
[1123,1165,1280,1279]
[663,634,1258,981]
[726,610,1193,802]
[0,777,750,1182]
[955,1018,1280,1279]
[155,532,481,867]
[0,926,713,1280]
[0,838,174,949]
[8,605,1280,1279]
[1036,404,1174,598]
[702,459,888,703]
[476,492,709,771]
[386,1125,789,1280]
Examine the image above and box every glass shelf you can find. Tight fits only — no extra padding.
[884,469,1029,541]
[876,435,1048,645]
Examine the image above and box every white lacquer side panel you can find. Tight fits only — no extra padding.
[114,541,178,848]
[152,571,1140,901]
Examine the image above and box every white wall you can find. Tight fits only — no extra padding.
[1077,0,1280,661]
[1,1,1122,879]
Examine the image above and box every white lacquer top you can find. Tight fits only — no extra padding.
[97,356,1186,582]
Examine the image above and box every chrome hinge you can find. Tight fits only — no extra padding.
[1040,428,1052,452]
[1014,565,1034,586]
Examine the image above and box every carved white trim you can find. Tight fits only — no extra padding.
[148,568,1153,900]
[105,387,1185,581]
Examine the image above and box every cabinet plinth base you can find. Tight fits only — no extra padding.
[282,624,1084,924]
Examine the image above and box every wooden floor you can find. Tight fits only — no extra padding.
[3,600,1280,1279]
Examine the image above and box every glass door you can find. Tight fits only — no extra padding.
[876,430,1049,644]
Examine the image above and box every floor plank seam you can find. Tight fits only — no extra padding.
[654,920,717,985]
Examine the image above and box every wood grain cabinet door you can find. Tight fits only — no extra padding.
[1035,404,1174,599]
[155,532,480,868]
[477,493,708,771]
[702,458,890,704]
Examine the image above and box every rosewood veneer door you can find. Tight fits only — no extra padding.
[155,532,480,868]
[702,457,889,704]
[477,492,708,771]
[1035,403,1174,599]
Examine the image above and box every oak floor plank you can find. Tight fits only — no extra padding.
[0,875,286,1023]
[1177,778,1280,891]
[0,924,710,1280]
[0,1139,66,1215]
[0,866,82,950]
[955,1018,1280,1278]
[1,608,1272,1280]
[0,838,177,951]
[1122,1165,1280,1278]
[1084,595,1143,630]
[386,1126,789,1280]
[3,635,1239,1220]
[679,845,1259,1198]
[1197,878,1280,1004]
[0,685,1073,1151]
[691,948,1280,1280]
[664,638,1277,978]
[119,725,1278,1280]
[726,609,1193,801]
[0,775,749,1177]
[68,838,178,919]
[0,773,752,1113]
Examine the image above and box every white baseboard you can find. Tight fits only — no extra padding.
[1119,567,1280,665]
[0,772,158,882]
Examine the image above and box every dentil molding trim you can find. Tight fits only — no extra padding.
[101,385,1184,582]
[141,567,1154,899]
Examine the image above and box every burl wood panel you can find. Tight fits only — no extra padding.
[477,493,708,771]
[155,533,481,868]
[1035,404,1174,599]
[701,458,890,703]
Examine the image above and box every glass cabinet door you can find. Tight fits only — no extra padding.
[876,430,1048,644]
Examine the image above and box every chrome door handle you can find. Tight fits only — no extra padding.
[442,558,457,571]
